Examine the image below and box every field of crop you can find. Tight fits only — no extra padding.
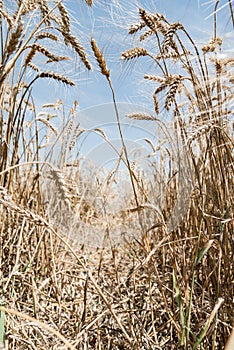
[0,1,233,349]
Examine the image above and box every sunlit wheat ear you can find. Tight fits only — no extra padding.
[28,43,64,62]
[69,124,84,151]
[202,37,222,54]
[153,93,159,114]
[94,128,107,140]
[38,0,51,26]
[127,112,157,121]
[121,48,148,60]
[186,123,212,145]
[20,2,38,16]
[46,55,70,64]
[90,38,110,78]
[42,102,60,109]
[25,45,37,66]
[36,117,58,136]
[139,29,154,41]
[36,32,59,41]
[144,75,165,83]
[156,51,191,60]
[47,168,72,207]
[65,119,74,139]
[129,20,146,34]
[85,0,93,6]
[138,8,167,34]
[58,2,70,33]
[28,62,40,72]
[39,71,75,86]
[62,31,92,70]
[0,7,14,28]
[165,75,183,110]
[6,20,23,57]
[162,22,183,53]
[0,187,48,226]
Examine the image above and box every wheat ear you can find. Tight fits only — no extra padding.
[90,37,110,78]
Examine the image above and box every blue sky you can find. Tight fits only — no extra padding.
[34,0,233,111]
[33,0,233,169]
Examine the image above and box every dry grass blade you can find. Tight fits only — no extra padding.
[0,306,76,350]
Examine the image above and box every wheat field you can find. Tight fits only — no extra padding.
[0,1,233,349]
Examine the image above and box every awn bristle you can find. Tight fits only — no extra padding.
[90,38,110,78]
